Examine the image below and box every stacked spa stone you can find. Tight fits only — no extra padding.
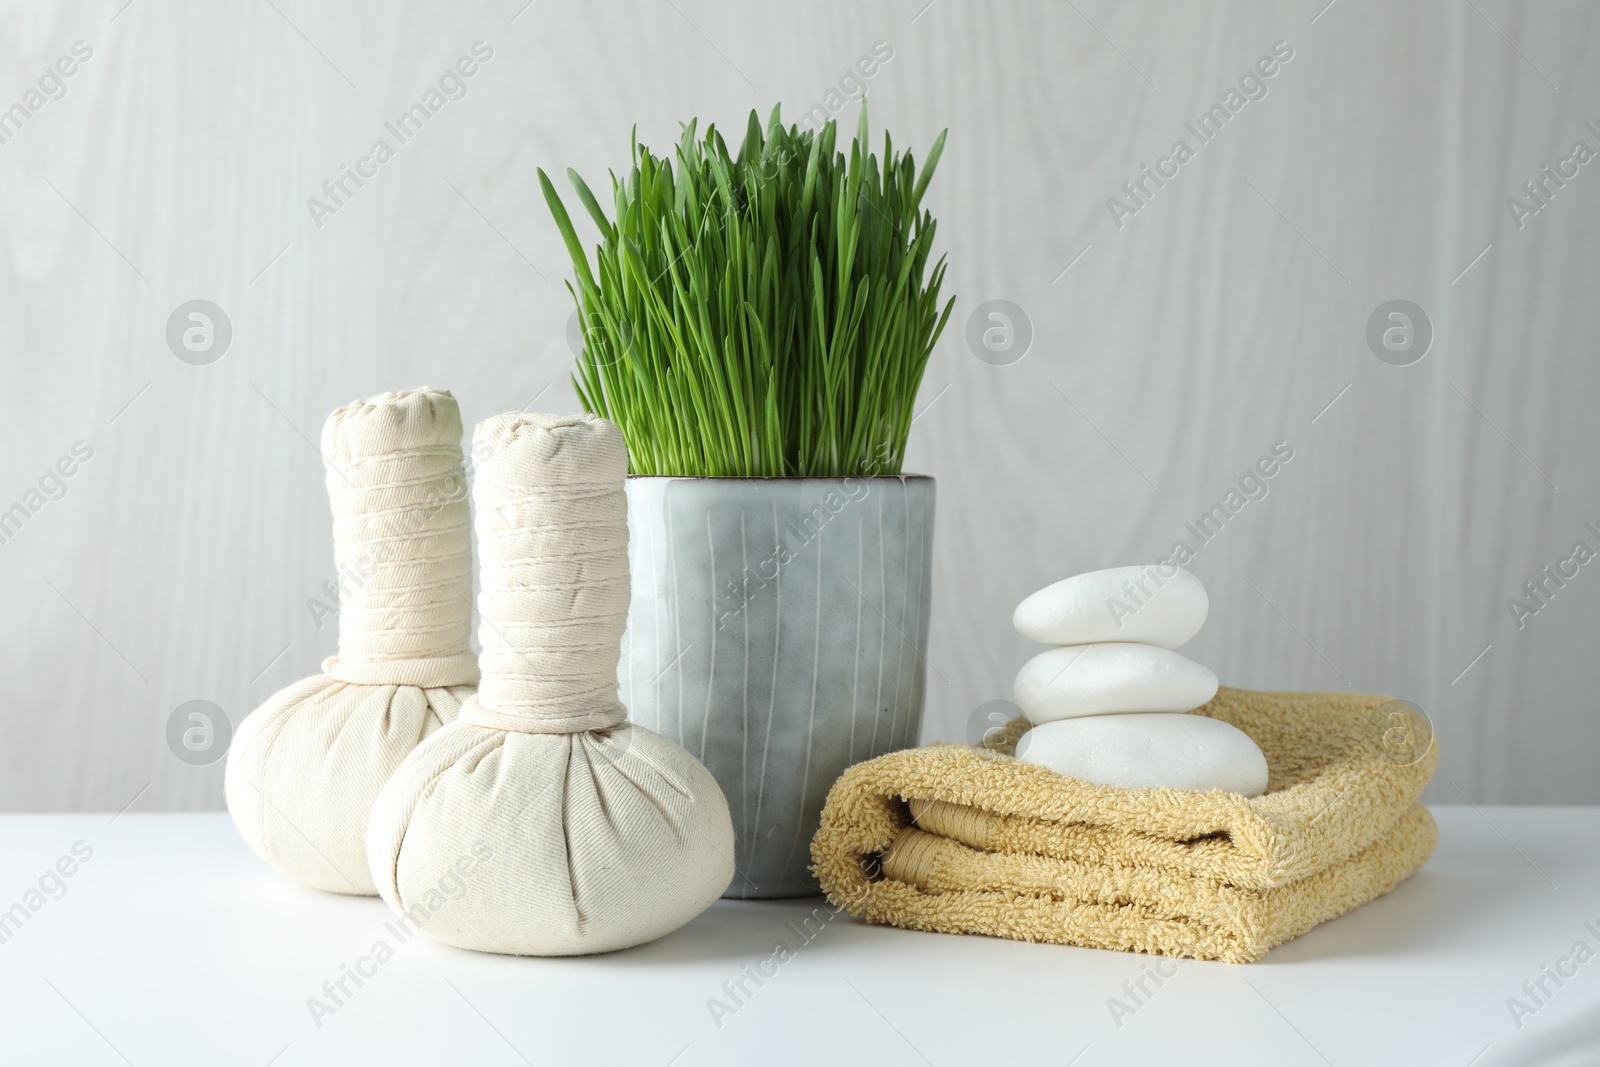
[1009,565,1269,797]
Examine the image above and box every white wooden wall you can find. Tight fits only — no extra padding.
[1,0,1596,811]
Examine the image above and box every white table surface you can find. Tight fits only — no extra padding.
[1,807,1596,1067]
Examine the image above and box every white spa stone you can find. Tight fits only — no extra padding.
[1012,642,1218,722]
[1013,565,1208,648]
[1014,713,1269,797]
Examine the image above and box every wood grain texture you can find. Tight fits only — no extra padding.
[0,0,1595,810]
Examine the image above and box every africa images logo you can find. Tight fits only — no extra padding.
[1106,40,1295,230]
[305,41,495,229]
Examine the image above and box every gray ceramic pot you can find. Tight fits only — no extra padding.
[619,475,935,898]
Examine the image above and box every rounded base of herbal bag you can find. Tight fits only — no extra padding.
[620,475,936,898]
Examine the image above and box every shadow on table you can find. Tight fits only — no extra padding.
[598,896,887,967]
[1263,867,1525,964]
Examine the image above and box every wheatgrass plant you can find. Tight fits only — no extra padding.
[539,105,953,478]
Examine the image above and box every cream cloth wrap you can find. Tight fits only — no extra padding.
[225,388,478,895]
[367,412,735,955]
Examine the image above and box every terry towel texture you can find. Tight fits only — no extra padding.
[811,687,1438,963]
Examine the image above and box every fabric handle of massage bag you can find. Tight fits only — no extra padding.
[367,411,735,954]
[225,387,477,895]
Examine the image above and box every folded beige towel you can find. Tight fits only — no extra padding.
[811,687,1437,963]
